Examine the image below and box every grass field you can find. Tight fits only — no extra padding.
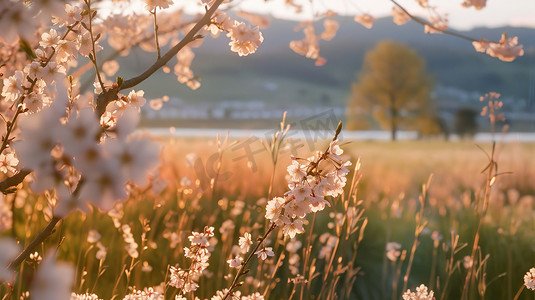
[3,136,535,299]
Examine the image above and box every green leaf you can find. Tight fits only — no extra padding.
[19,39,36,59]
[3,187,17,194]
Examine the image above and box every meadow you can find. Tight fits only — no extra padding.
[4,131,535,299]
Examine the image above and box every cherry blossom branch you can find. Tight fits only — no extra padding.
[77,20,191,93]
[119,0,224,90]
[1,22,79,157]
[223,223,277,300]
[94,0,225,116]
[390,0,478,42]
[0,23,83,194]
[175,246,205,297]
[0,104,24,156]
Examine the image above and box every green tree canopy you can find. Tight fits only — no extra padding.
[347,40,436,140]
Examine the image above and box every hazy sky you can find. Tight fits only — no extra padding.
[234,0,535,30]
[113,0,535,30]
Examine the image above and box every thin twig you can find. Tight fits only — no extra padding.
[223,223,277,300]
[152,8,162,59]
[512,284,525,300]
[462,143,496,299]
[390,0,484,43]
[8,216,62,269]
[84,0,105,89]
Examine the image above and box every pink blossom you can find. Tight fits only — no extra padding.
[227,21,264,56]
[462,0,486,10]
[486,33,524,62]
[392,6,410,25]
[354,14,377,29]
[320,19,339,41]
[254,247,274,260]
[30,253,75,300]
[0,238,20,282]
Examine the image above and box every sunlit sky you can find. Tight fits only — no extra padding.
[114,0,535,30]
[235,0,535,30]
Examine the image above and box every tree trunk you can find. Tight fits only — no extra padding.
[390,97,397,141]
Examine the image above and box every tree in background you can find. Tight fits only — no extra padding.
[454,107,479,138]
[347,41,435,141]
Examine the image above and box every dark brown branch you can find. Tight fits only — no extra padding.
[95,85,121,117]
[7,175,86,269]
[0,169,31,194]
[8,216,62,269]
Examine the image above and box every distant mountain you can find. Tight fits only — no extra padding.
[116,16,535,110]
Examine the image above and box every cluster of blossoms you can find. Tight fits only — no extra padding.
[462,0,487,10]
[479,92,505,126]
[0,195,12,231]
[207,11,264,57]
[227,232,253,268]
[205,290,264,300]
[385,242,402,262]
[143,0,174,11]
[0,151,19,176]
[0,1,161,217]
[287,2,520,64]
[265,138,351,239]
[473,33,525,62]
[71,293,102,300]
[174,46,200,90]
[402,284,435,300]
[289,12,338,66]
[524,268,535,290]
[122,287,164,300]
[424,14,449,34]
[14,98,161,215]
[168,226,216,296]
[87,230,107,260]
[1,10,79,120]
[122,224,140,258]
[354,14,377,29]
[285,239,302,275]
[318,232,338,260]
[71,287,163,300]
[0,0,54,45]
[105,6,264,90]
[392,7,411,26]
